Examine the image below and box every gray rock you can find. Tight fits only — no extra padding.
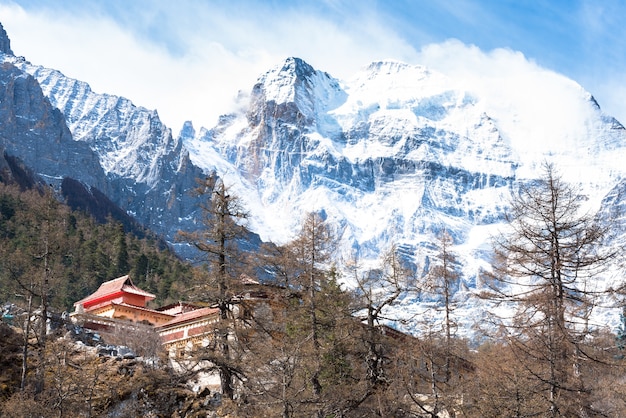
[0,22,13,56]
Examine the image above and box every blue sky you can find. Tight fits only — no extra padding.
[0,0,624,132]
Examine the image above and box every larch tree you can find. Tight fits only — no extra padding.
[239,212,362,417]
[346,244,416,416]
[467,341,542,417]
[404,229,464,417]
[178,175,250,401]
[488,163,615,417]
[289,212,336,402]
[242,237,313,417]
[426,229,460,384]
[282,212,363,416]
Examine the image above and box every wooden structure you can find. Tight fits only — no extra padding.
[158,306,221,355]
[71,275,174,326]
[70,274,290,361]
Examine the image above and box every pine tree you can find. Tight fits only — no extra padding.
[115,222,129,276]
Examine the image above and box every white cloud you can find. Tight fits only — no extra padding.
[0,4,261,131]
[1,4,213,130]
[0,2,420,133]
[2,1,625,134]
[415,40,608,178]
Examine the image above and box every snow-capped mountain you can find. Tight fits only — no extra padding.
[1,22,625,334]
[188,57,626,267]
[185,57,626,334]
[0,23,205,251]
[18,63,206,237]
[0,59,106,189]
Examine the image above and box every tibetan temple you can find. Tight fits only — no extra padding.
[70,274,276,357]
[72,275,174,326]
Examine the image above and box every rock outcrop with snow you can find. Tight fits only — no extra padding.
[0,36,205,250]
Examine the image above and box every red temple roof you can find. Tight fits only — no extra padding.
[74,275,156,309]
[159,306,220,328]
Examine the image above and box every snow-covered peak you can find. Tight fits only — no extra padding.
[254,57,317,105]
[179,120,196,141]
[360,60,433,84]
[250,57,346,123]
[193,57,626,283]
[338,58,626,197]
[347,60,448,100]
[425,56,624,183]
[334,60,476,138]
[364,59,415,73]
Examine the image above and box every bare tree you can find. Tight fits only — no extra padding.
[178,175,250,400]
[426,229,460,384]
[488,162,615,416]
[343,244,417,416]
[466,341,542,417]
[290,212,336,402]
[404,229,465,417]
[239,212,363,417]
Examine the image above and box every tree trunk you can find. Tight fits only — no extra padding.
[20,291,33,392]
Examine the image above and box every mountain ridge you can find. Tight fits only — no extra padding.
[0,39,207,256]
[0,22,12,55]
[0,19,625,333]
[185,55,626,333]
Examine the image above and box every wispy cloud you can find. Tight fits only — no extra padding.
[0,1,421,130]
[1,0,625,130]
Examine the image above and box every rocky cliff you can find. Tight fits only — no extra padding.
[0,37,206,254]
[0,61,106,189]
[0,22,13,56]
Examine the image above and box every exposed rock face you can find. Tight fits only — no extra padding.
[0,55,206,253]
[0,23,13,56]
[0,62,106,190]
[196,58,522,260]
[240,57,348,181]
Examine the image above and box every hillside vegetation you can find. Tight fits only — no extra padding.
[0,181,193,311]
